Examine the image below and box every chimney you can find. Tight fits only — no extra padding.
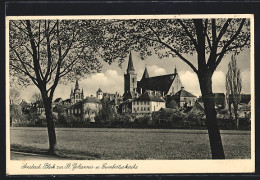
[140,88,143,94]
[181,87,184,90]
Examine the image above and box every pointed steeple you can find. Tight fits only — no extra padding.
[142,67,149,79]
[174,65,177,74]
[75,79,79,90]
[127,51,135,73]
[81,88,84,99]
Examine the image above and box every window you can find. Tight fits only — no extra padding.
[144,107,146,111]
[141,101,143,105]
[132,78,135,83]
[133,101,135,105]
[137,101,139,105]
[78,109,81,114]
[137,107,139,111]
[141,107,143,111]
[147,101,149,105]
[144,101,146,105]
[147,107,150,111]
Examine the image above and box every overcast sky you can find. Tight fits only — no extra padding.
[19,48,251,102]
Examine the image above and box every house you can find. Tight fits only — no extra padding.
[174,87,197,108]
[68,95,102,122]
[119,99,133,115]
[31,100,45,115]
[188,101,205,115]
[131,90,166,118]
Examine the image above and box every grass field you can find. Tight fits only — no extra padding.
[10,127,251,159]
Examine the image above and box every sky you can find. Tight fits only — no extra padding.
[18,48,251,103]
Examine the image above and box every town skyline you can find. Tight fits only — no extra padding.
[16,49,251,103]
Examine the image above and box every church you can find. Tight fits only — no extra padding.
[123,52,183,100]
[70,79,84,104]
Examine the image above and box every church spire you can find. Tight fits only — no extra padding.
[142,67,149,79]
[174,65,177,74]
[127,51,135,73]
[75,79,79,90]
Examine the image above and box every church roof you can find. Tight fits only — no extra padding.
[127,52,135,72]
[83,96,101,104]
[141,67,149,79]
[134,92,165,102]
[175,89,197,98]
[159,108,177,114]
[138,73,176,93]
[54,98,62,103]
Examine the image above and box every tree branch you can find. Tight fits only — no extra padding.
[10,63,38,86]
[139,35,198,74]
[26,20,44,82]
[214,19,246,69]
[216,19,232,44]
[178,19,198,51]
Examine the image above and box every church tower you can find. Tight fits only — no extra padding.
[96,88,103,100]
[70,79,84,104]
[124,52,137,94]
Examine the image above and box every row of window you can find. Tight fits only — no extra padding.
[68,108,81,114]
[133,101,150,105]
[134,107,150,111]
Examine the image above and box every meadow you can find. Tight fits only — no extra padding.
[10,127,251,159]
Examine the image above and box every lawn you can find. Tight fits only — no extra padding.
[10,127,251,160]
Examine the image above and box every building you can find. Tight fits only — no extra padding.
[96,88,103,100]
[70,79,84,104]
[124,51,137,97]
[131,91,166,118]
[173,87,197,108]
[123,52,183,101]
[68,95,102,122]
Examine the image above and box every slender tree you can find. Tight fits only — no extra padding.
[9,19,104,154]
[226,54,242,128]
[9,87,21,105]
[101,18,250,159]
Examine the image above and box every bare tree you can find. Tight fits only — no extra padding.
[226,54,242,128]
[101,18,250,159]
[9,19,104,154]
[30,92,42,103]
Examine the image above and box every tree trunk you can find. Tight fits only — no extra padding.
[199,75,225,159]
[227,98,233,118]
[42,94,57,154]
[233,102,239,129]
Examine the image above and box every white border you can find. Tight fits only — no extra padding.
[6,14,255,175]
